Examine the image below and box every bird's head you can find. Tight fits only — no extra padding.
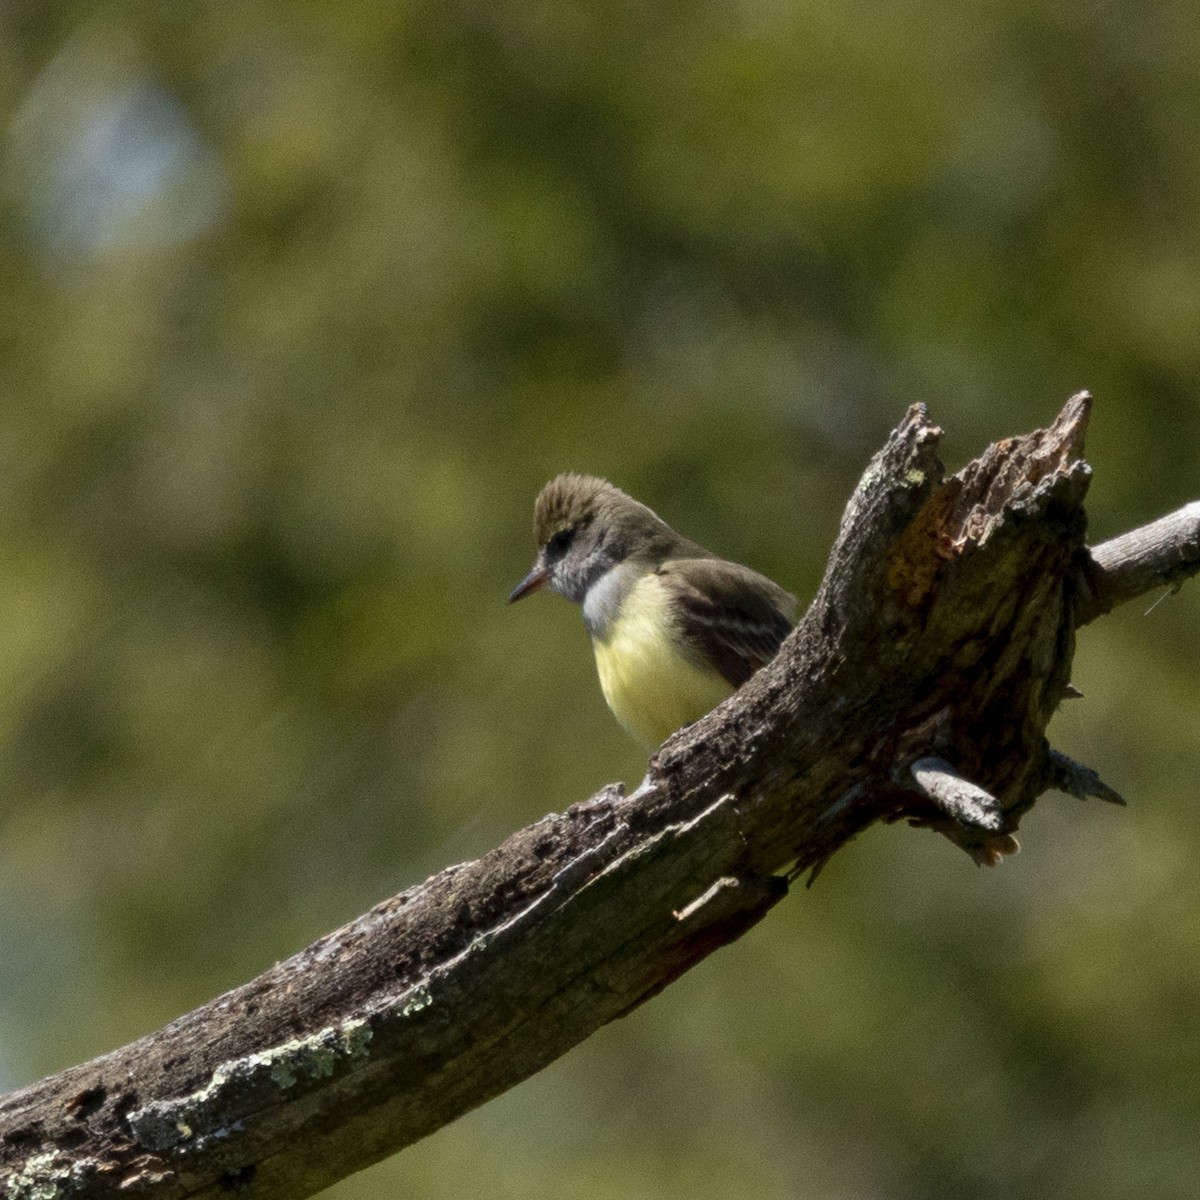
[508,473,679,606]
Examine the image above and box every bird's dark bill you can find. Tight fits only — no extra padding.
[508,564,548,603]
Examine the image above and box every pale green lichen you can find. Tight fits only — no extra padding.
[399,984,432,1016]
[5,1152,90,1200]
[236,1017,373,1092]
[128,1018,373,1152]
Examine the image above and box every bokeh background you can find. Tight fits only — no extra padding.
[3,2,1200,1197]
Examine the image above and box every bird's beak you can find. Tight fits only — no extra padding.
[508,562,549,604]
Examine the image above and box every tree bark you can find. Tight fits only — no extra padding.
[3,394,1198,1200]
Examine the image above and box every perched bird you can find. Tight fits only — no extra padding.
[509,474,796,749]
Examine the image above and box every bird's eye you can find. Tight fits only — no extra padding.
[547,528,574,556]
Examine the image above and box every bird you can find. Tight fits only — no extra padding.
[508,473,796,749]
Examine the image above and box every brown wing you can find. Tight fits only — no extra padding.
[656,557,796,688]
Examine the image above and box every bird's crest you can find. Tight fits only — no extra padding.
[533,473,619,547]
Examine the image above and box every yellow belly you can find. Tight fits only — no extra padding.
[592,575,733,749]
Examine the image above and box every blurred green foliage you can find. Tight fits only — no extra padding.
[2,1,1199,1197]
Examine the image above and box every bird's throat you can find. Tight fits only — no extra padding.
[581,561,640,641]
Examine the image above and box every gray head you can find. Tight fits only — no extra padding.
[508,474,692,606]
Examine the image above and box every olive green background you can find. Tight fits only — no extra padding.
[2,3,1199,1197]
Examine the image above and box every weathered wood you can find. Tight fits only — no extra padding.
[909,756,1020,866]
[3,395,1196,1200]
[1077,500,1200,624]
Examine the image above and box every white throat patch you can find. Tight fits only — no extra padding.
[582,562,641,641]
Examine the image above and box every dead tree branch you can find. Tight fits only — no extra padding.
[3,394,1197,1200]
[1077,501,1200,624]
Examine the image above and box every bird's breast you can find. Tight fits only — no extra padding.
[591,573,733,749]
